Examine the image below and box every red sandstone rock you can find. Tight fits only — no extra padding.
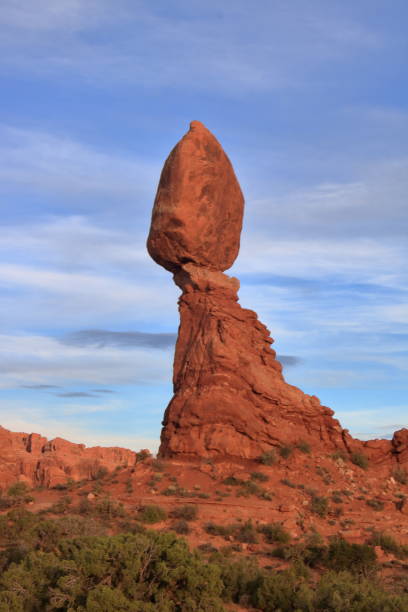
[0,425,138,488]
[147,121,244,273]
[392,429,408,463]
[159,263,352,458]
[148,121,408,466]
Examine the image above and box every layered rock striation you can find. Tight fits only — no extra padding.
[148,121,408,466]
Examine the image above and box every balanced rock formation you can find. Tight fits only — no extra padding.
[0,426,138,488]
[148,121,407,467]
[147,120,244,272]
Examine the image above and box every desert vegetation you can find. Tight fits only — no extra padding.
[0,508,407,611]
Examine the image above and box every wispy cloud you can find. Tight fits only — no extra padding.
[60,402,119,415]
[0,400,159,451]
[0,333,171,388]
[244,156,408,240]
[62,329,176,349]
[278,355,302,367]
[55,391,96,398]
[0,124,157,206]
[0,1,386,93]
[0,261,177,330]
[21,383,61,389]
[336,407,408,440]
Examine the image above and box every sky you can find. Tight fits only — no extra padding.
[0,0,407,452]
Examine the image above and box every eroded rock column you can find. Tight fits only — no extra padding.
[147,121,404,463]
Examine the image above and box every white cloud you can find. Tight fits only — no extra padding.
[60,401,122,415]
[0,263,147,301]
[244,156,408,239]
[378,304,408,325]
[0,215,149,270]
[0,333,171,388]
[0,404,159,452]
[0,1,384,92]
[235,236,406,289]
[0,124,158,203]
[0,259,178,329]
[336,407,408,440]
[0,0,100,31]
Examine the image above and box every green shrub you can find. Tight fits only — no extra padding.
[222,476,243,486]
[78,497,93,515]
[198,542,218,554]
[236,480,262,497]
[0,510,406,612]
[251,568,314,612]
[296,439,311,454]
[331,450,348,462]
[212,555,261,604]
[0,497,14,510]
[7,482,29,498]
[170,504,198,521]
[279,445,293,459]
[281,478,296,488]
[351,452,369,470]
[138,504,167,524]
[392,467,407,485]
[204,521,258,544]
[98,498,126,519]
[204,522,235,538]
[0,531,224,611]
[162,485,178,496]
[367,531,408,558]
[136,449,150,461]
[258,450,276,465]
[310,495,329,517]
[91,465,109,480]
[250,471,269,482]
[47,495,72,514]
[302,543,327,567]
[259,522,291,544]
[161,485,194,497]
[215,489,230,498]
[172,519,190,534]
[366,498,385,511]
[235,520,258,544]
[316,465,332,485]
[315,570,408,610]
[52,482,70,491]
[326,537,377,575]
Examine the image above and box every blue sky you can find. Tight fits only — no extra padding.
[0,0,407,451]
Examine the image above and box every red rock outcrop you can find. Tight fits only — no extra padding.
[148,121,408,465]
[147,120,244,273]
[0,426,137,488]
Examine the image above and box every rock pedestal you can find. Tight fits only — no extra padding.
[159,262,350,458]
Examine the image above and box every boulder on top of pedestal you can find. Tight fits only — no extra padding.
[147,121,244,273]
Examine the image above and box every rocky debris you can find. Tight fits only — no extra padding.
[0,425,137,488]
[148,121,408,466]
